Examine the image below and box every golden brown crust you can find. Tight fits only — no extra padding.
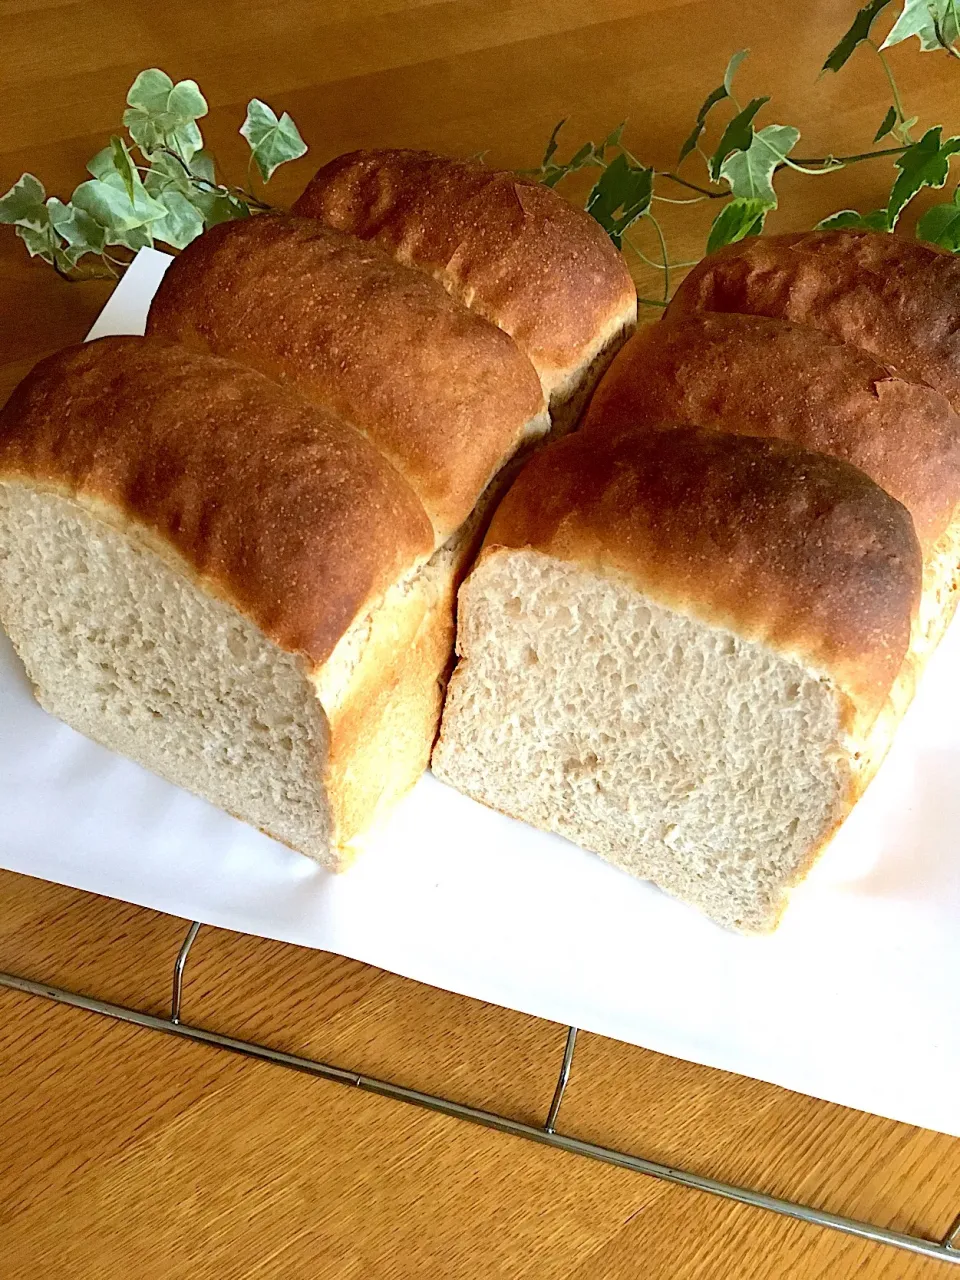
[292,148,638,398]
[484,426,922,718]
[583,312,960,549]
[146,214,545,542]
[322,566,456,861]
[666,229,960,407]
[0,336,433,666]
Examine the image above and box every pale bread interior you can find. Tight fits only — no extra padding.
[432,548,852,932]
[0,483,332,858]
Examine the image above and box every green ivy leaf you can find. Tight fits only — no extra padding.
[723,48,749,93]
[240,99,307,182]
[86,147,114,181]
[71,173,166,235]
[537,125,618,187]
[678,49,748,165]
[822,0,895,72]
[881,0,960,51]
[110,135,137,203]
[815,208,890,230]
[709,97,770,180]
[584,152,654,248]
[149,189,205,249]
[874,105,899,141]
[887,126,960,227]
[123,68,208,162]
[0,173,47,229]
[917,192,960,248]
[144,151,245,226]
[46,197,106,266]
[16,223,57,264]
[540,119,566,171]
[188,149,217,184]
[706,196,769,254]
[719,124,799,203]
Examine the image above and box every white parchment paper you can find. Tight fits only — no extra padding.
[2,248,958,1136]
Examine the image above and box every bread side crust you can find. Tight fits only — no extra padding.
[583,311,960,550]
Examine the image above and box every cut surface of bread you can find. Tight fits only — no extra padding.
[433,426,923,932]
[292,148,638,419]
[433,549,850,932]
[0,485,332,857]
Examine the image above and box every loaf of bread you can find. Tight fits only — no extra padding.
[432,426,923,932]
[0,338,445,866]
[666,228,960,407]
[147,214,548,545]
[582,312,960,656]
[292,148,638,428]
[434,231,960,932]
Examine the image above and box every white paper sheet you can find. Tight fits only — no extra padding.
[2,247,959,1136]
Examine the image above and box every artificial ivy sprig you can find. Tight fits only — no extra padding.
[0,69,306,279]
[2,1,959,299]
[535,0,960,306]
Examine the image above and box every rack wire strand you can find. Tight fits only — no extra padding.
[0,926,957,1267]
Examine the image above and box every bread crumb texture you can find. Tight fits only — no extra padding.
[0,485,331,858]
[433,549,850,932]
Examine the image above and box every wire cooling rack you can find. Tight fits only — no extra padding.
[1,918,958,1266]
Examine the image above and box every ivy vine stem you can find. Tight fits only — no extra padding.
[788,144,909,165]
[657,171,731,198]
[868,40,914,141]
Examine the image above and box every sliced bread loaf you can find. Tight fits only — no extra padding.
[0,337,443,867]
[146,214,548,546]
[432,426,922,932]
[582,312,960,657]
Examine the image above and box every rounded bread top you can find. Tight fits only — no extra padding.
[147,214,546,543]
[293,148,638,400]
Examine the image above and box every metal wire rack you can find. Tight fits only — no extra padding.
[1,918,958,1266]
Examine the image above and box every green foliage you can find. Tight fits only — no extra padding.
[4,1,960,296]
[874,105,899,139]
[584,153,654,247]
[708,98,770,180]
[0,68,307,276]
[240,100,308,182]
[822,0,895,72]
[816,208,890,230]
[719,124,800,202]
[706,198,770,252]
[123,69,207,162]
[886,126,960,225]
[534,0,960,309]
[527,121,624,187]
[677,49,748,164]
[882,0,960,51]
[917,189,960,244]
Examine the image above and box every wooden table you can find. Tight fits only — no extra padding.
[1,1,958,1275]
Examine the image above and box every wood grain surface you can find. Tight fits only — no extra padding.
[1,2,959,1276]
